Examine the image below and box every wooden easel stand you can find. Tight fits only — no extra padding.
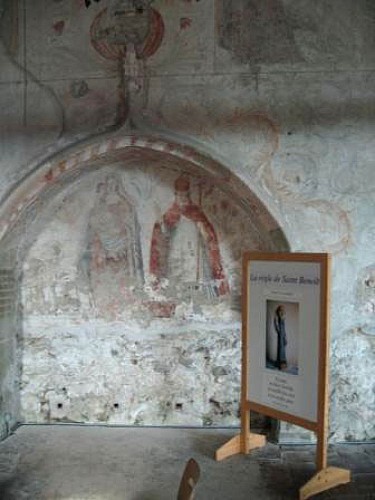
[215,411,350,499]
[215,252,351,499]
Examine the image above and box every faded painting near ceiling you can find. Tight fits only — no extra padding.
[218,0,303,64]
[90,0,164,123]
[91,1,164,58]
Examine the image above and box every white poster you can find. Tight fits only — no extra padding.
[247,260,321,423]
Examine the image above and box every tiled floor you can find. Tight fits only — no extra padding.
[0,425,374,499]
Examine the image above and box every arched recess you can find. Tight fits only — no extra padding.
[0,134,289,437]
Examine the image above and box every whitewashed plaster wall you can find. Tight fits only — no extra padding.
[0,0,374,441]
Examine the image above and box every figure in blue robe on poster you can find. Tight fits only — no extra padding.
[274,305,287,370]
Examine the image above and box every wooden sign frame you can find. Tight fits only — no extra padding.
[216,252,350,499]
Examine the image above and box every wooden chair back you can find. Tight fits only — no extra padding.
[177,458,200,500]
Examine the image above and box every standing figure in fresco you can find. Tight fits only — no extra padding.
[274,305,288,370]
[81,174,144,317]
[150,175,229,305]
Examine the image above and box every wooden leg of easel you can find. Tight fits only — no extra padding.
[299,259,350,497]
[299,410,351,499]
[215,408,266,461]
[299,467,351,500]
[215,434,241,461]
[215,432,266,461]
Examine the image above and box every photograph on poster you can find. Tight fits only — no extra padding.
[266,300,299,376]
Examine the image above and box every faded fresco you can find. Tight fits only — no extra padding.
[80,174,144,318]
[21,167,252,323]
[90,0,164,123]
[0,0,374,441]
[18,164,268,426]
[149,175,229,317]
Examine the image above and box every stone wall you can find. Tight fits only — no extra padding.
[0,0,374,441]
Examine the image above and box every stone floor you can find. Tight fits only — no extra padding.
[0,425,374,499]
